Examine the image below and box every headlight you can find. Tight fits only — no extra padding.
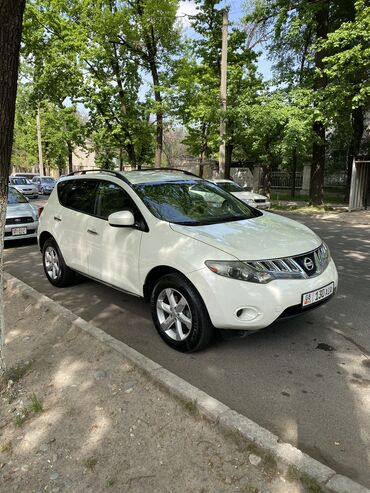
[205,260,274,284]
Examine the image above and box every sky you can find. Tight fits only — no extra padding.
[177,0,273,80]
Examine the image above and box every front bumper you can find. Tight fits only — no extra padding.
[4,221,38,241]
[187,258,338,330]
[22,190,38,197]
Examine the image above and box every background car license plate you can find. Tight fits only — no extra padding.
[12,227,27,236]
[302,282,334,307]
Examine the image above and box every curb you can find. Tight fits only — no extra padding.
[4,271,370,493]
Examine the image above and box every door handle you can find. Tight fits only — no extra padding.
[87,229,98,236]
[54,216,62,222]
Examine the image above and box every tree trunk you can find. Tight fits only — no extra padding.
[291,147,297,198]
[119,148,124,171]
[310,0,329,206]
[67,142,73,173]
[149,61,162,167]
[0,0,26,371]
[345,107,364,202]
[261,165,272,198]
[225,143,233,180]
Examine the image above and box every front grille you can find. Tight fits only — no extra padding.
[6,216,34,225]
[244,243,330,280]
[254,199,266,203]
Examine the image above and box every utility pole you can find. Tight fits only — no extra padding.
[36,104,44,175]
[218,8,228,178]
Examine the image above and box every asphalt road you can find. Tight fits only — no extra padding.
[3,205,370,488]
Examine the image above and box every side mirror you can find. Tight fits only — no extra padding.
[108,210,135,227]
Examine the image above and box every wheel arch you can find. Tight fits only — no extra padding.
[143,266,191,302]
[38,231,54,252]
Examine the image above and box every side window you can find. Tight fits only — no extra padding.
[57,179,98,214]
[95,181,139,221]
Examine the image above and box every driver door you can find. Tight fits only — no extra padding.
[87,180,143,295]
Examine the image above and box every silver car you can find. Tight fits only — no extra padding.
[32,176,56,195]
[9,176,38,198]
[5,187,39,241]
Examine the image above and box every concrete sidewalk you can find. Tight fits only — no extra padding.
[1,274,369,493]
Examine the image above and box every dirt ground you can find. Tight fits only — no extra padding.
[0,281,307,493]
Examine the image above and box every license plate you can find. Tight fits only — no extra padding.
[12,227,27,236]
[302,282,334,307]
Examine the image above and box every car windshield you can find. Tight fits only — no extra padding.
[42,178,55,183]
[133,180,261,226]
[215,181,244,193]
[10,177,28,185]
[7,188,28,204]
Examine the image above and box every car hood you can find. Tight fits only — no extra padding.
[170,212,321,260]
[13,184,37,190]
[7,202,37,219]
[231,191,268,201]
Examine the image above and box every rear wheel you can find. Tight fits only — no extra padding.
[42,238,75,287]
[151,273,213,352]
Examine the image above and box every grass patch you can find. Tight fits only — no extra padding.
[271,203,340,213]
[271,192,346,204]
[15,408,30,427]
[1,441,13,454]
[0,362,31,394]
[286,465,325,493]
[106,478,116,487]
[85,457,98,471]
[30,393,43,413]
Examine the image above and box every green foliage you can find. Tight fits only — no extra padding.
[30,393,43,413]
[321,0,370,110]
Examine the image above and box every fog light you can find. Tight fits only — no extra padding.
[235,307,259,322]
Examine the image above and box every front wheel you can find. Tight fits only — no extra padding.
[42,238,75,287]
[150,273,214,352]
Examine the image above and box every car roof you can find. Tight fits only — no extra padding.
[61,169,202,186]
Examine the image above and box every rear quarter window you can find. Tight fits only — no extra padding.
[57,179,98,214]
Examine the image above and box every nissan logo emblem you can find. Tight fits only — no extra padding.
[304,257,314,271]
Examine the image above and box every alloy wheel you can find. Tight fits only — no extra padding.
[44,246,60,280]
[156,288,193,341]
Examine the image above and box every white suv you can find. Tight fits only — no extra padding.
[38,169,338,352]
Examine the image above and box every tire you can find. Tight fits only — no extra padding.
[42,238,75,287]
[40,187,44,195]
[150,273,214,352]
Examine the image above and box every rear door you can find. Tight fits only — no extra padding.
[55,179,98,273]
[86,180,144,295]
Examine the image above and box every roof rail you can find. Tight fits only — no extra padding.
[66,169,131,185]
[138,167,200,178]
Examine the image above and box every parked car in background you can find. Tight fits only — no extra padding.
[5,187,40,241]
[210,179,271,210]
[38,169,337,352]
[32,176,57,195]
[9,176,38,198]
[13,172,40,181]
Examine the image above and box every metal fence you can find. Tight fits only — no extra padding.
[271,172,303,189]
[324,172,347,187]
[271,171,346,189]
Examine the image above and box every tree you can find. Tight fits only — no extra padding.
[238,89,312,196]
[320,0,370,198]
[0,0,26,370]
[252,0,362,205]
[171,0,262,177]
